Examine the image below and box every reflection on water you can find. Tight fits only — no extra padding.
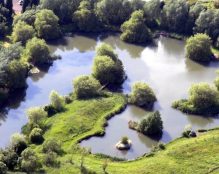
[1,34,219,159]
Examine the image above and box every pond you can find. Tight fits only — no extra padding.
[0,34,219,159]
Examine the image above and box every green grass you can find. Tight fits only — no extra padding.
[28,93,219,174]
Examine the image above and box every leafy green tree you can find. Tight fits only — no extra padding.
[21,148,41,173]
[92,56,125,85]
[0,162,7,174]
[26,107,47,126]
[161,0,189,33]
[195,9,219,40]
[10,133,27,155]
[5,60,27,90]
[73,75,101,99]
[0,5,10,37]
[189,83,219,110]
[5,0,12,17]
[129,82,156,108]
[138,111,163,136]
[186,33,213,62]
[13,9,37,26]
[42,139,62,154]
[96,43,118,61]
[29,128,43,144]
[73,0,101,32]
[1,148,18,170]
[121,10,152,44]
[41,0,80,24]
[34,9,61,40]
[23,37,51,65]
[49,90,65,112]
[12,21,35,45]
[96,0,132,26]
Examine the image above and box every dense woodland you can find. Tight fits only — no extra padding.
[0,0,219,173]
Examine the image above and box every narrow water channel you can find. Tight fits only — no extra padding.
[1,34,219,159]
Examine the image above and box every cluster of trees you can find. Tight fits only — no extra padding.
[12,9,61,41]
[73,43,126,99]
[128,82,157,109]
[0,0,13,37]
[173,82,219,115]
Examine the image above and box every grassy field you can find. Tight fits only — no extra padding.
[26,92,219,174]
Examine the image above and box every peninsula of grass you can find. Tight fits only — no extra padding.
[23,92,219,174]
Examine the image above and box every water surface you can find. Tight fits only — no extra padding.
[1,34,219,159]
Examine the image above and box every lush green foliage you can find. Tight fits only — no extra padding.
[73,0,102,32]
[13,9,38,26]
[23,37,51,65]
[129,82,156,109]
[49,90,65,112]
[186,33,213,62]
[10,133,27,155]
[12,21,35,45]
[29,128,43,144]
[92,44,125,86]
[26,107,47,127]
[121,10,152,44]
[42,139,62,154]
[34,9,61,40]
[0,162,7,174]
[73,75,101,99]
[138,111,163,136]
[173,83,219,115]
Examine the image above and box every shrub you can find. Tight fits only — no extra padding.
[34,9,61,40]
[29,128,43,144]
[0,148,18,170]
[186,33,213,62]
[189,83,219,111]
[214,77,219,91]
[49,90,65,112]
[121,136,129,144]
[44,151,60,167]
[138,111,163,136]
[26,107,47,126]
[23,37,51,65]
[96,43,118,61]
[73,75,102,99]
[42,139,62,154]
[13,9,37,26]
[10,133,27,155]
[121,10,152,44]
[0,162,7,174]
[92,56,125,85]
[11,21,35,45]
[129,82,157,109]
[5,60,28,90]
[21,148,41,173]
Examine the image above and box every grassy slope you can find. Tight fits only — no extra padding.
[29,93,219,174]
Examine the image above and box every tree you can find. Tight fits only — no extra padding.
[0,162,7,174]
[93,43,125,85]
[96,0,132,26]
[21,148,41,173]
[129,82,157,108]
[73,75,101,99]
[73,0,101,32]
[26,107,47,126]
[92,56,125,85]
[13,9,37,26]
[10,133,27,155]
[161,0,189,33]
[186,33,213,62]
[12,21,35,45]
[41,0,80,24]
[23,37,51,65]
[22,0,30,13]
[34,9,61,40]
[121,10,152,44]
[5,60,27,90]
[49,90,65,111]
[138,111,163,136]
[42,139,62,154]
[96,43,118,61]
[5,0,12,17]
[29,128,43,144]
[189,83,219,110]
[195,9,219,40]
[1,148,18,170]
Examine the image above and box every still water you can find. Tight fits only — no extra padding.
[1,34,219,159]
